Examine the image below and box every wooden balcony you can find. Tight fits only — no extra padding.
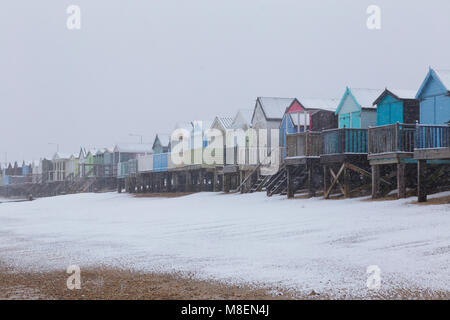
[321,128,369,164]
[368,123,416,164]
[414,124,450,160]
[285,132,322,165]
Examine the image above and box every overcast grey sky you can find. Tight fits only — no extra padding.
[1,0,449,162]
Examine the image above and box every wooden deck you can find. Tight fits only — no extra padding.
[414,148,450,160]
[414,125,450,202]
[368,123,416,165]
[320,128,369,164]
[285,131,321,165]
[414,124,450,160]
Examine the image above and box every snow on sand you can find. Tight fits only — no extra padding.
[0,192,449,297]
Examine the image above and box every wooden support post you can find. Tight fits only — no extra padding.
[287,166,294,199]
[372,165,380,199]
[175,173,181,192]
[343,164,350,198]
[397,163,406,199]
[310,163,317,197]
[418,160,427,202]
[186,171,192,192]
[323,165,328,196]
[245,171,253,193]
[307,163,313,196]
[157,173,162,192]
[223,174,230,193]
[213,169,218,192]
[167,173,172,192]
[198,170,203,192]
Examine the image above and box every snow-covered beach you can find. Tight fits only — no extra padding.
[0,192,449,298]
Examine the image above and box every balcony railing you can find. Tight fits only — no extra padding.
[322,128,368,155]
[368,123,416,154]
[415,124,450,149]
[286,131,322,158]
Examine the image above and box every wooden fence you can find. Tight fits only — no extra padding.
[368,123,416,154]
[286,132,322,158]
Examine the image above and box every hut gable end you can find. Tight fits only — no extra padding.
[416,69,450,99]
[416,68,450,125]
[337,91,360,115]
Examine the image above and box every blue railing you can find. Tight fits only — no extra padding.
[322,128,368,155]
[415,124,450,149]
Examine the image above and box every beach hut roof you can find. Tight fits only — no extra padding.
[297,97,339,112]
[373,88,417,105]
[434,69,450,90]
[212,116,234,130]
[335,88,384,115]
[157,134,171,147]
[52,152,72,160]
[113,144,153,153]
[257,97,296,120]
[236,109,254,125]
[416,68,450,99]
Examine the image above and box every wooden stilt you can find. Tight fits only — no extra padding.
[213,169,218,192]
[323,165,328,197]
[239,170,244,193]
[372,164,380,199]
[186,171,192,192]
[343,165,350,198]
[309,163,317,197]
[418,160,427,202]
[167,172,172,192]
[198,170,203,192]
[117,179,122,193]
[306,164,312,195]
[397,163,406,199]
[223,174,229,193]
[287,166,294,199]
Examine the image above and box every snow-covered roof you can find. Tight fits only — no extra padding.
[434,69,450,90]
[298,98,339,112]
[113,144,154,153]
[88,149,99,156]
[258,97,296,119]
[387,89,417,99]
[237,109,253,125]
[213,116,234,130]
[156,134,170,147]
[373,88,417,106]
[52,152,72,160]
[349,88,384,109]
[95,147,113,155]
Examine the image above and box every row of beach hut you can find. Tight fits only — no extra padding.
[1,67,449,202]
[123,67,450,202]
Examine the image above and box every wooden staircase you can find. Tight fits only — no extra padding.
[249,175,271,193]
[266,165,287,196]
[233,147,282,193]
